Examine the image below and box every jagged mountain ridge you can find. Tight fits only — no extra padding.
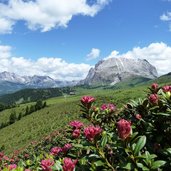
[0,71,78,95]
[80,58,158,85]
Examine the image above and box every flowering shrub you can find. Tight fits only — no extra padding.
[0,83,171,170]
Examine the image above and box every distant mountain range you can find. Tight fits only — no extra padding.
[0,71,78,95]
[0,58,170,95]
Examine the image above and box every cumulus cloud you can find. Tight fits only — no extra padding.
[0,0,110,34]
[0,45,91,81]
[86,48,100,60]
[104,42,171,75]
[160,0,171,31]
[160,12,171,21]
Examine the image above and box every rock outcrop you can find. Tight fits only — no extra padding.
[81,58,158,85]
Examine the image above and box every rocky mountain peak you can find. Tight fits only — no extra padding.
[81,57,158,86]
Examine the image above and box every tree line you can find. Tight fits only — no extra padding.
[0,100,47,129]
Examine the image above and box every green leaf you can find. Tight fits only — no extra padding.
[137,163,149,171]
[122,163,134,170]
[134,136,146,156]
[153,112,170,116]
[72,143,84,148]
[101,134,108,148]
[166,148,171,154]
[151,160,166,169]
[94,160,105,167]
[143,99,148,108]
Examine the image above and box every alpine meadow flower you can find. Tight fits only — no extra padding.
[8,164,17,170]
[41,159,54,171]
[62,144,72,153]
[81,96,95,108]
[101,103,116,112]
[84,125,102,141]
[149,94,159,104]
[63,158,77,171]
[69,120,84,129]
[72,129,81,138]
[135,114,142,120]
[50,147,62,156]
[151,83,158,90]
[162,85,171,92]
[117,119,131,140]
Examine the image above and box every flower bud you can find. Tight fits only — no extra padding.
[117,119,131,140]
[149,94,158,104]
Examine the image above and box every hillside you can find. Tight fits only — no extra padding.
[0,87,73,105]
[108,72,171,89]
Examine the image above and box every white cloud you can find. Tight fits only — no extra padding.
[160,12,171,21]
[160,0,171,31]
[0,45,12,59]
[0,18,14,34]
[86,48,100,60]
[0,0,110,34]
[104,42,171,75]
[104,50,119,60]
[0,44,91,81]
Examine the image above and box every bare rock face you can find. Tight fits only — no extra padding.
[82,58,158,85]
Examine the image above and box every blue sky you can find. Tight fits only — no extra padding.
[0,0,171,80]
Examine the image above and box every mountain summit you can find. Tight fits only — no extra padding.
[81,58,158,85]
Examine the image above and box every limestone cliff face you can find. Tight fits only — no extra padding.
[81,58,158,85]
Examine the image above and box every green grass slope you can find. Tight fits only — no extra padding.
[0,87,72,105]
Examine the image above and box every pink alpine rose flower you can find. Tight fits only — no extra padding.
[151,83,158,90]
[41,159,54,171]
[135,114,142,120]
[117,119,131,140]
[69,121,84,129]
[149,94,159,104]
[63,158,77,171]
[62,143,72,153]
[3,155,9,161]
[162,85,171,92]
[50,147,62,156]
[84,126,102,141]
[81,96,95,108]
[101,103,116,112]
[72,129,81,138]
[8,164,17,170]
